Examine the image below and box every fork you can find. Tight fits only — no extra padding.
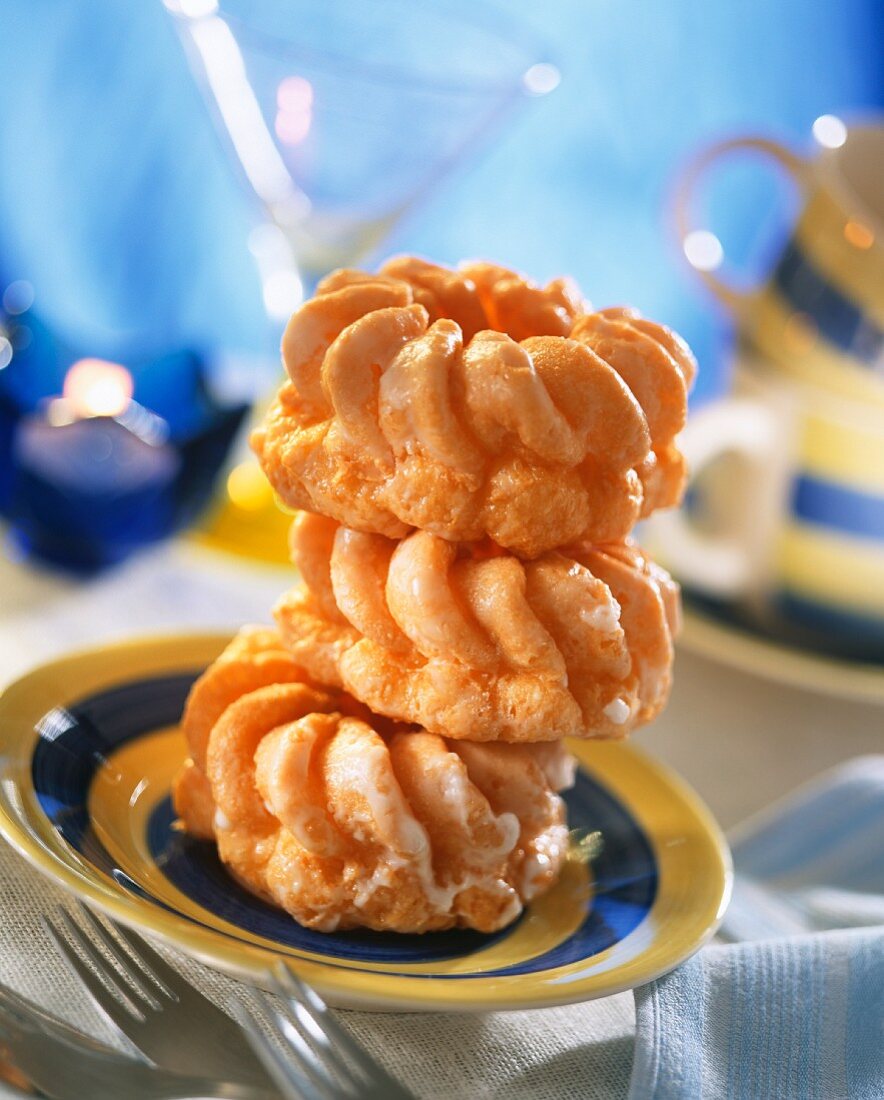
[231,963,415,1100]
[41,902,274,1088]
[0,981,278,1100]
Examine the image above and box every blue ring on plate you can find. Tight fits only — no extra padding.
[31,673,658,978]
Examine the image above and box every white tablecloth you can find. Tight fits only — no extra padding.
[1,541,881,1098]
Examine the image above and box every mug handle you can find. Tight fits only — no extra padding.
[649,397,781,597]
[673,136,808,313]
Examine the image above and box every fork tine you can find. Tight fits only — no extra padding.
[41,914,148,1039]
[74,904,171,1003]
[56,908,158,1011]
[231,1000,327,1100]
[268,971,362,1092]
[273,964,411,1096]
[256,991,342,1100]
[99,914,186,1001]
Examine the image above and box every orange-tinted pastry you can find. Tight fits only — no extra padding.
[175,631,574,934]
[274,513,680,743]
[570,307,696,516]
[172,627,359,839]
[176,253,697,935]
[252,256,695,558]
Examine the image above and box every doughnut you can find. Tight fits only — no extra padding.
[274,513,680,742]
[172,628,361,839]
[174,630,574,933]
[252,256,694,557]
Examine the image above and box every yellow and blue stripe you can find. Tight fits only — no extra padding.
[775,509,884,658]
[761,372,884,654]
[770,240,883,371]
[791,475,884,540]
[746,187,884,405]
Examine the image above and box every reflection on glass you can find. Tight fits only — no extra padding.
[165,0,558,292]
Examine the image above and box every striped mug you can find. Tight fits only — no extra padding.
[647,351,884,659]
[675,118,884,405]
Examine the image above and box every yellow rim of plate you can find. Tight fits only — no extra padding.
[0,633,732,1012]
[680,606,884,707]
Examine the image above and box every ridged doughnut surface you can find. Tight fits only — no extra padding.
[275,514,680,742]
[252,256,695,558]
[172,626,359,840]
[173,630,574,933]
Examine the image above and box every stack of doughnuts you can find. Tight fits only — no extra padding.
[174,257,695,934]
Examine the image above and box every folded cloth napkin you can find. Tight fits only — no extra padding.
[630,756,884,1099]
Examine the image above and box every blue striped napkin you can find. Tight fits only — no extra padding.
[629,756,884,1099]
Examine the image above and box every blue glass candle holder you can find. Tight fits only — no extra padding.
[0,290,248,571]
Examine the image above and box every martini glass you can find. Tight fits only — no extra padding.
[164,0,559,561]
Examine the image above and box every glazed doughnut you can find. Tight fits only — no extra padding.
[570,307,697,514]
[274,513,679,742]
[253,256,694,557]
[172,628,361,839]
[174,636,574,933]
[458,260,584,341]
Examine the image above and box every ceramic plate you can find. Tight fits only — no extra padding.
[0,634,731,1012]
[680,602,884,707]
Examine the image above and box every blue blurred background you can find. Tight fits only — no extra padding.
[1,0,881,404]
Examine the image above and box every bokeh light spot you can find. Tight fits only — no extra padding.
[277,76,313,113]
[263,270,303,320]
[275,76,314,146]
[227,462,272,511]
[523,63,561,96]
[3,280,34,315]
[275,111,312,145]
[843,220,874,250]
[683,230,724,272]
[63,359,134,418]
[812,115,847,149]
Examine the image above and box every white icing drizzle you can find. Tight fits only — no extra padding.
[603,696,632,725]
[260,725,342,855]
[579,595,621,635]
[519,823,569,897]
[219,714,569,930]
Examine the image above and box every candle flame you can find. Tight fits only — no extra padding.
[63,359,134,418]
